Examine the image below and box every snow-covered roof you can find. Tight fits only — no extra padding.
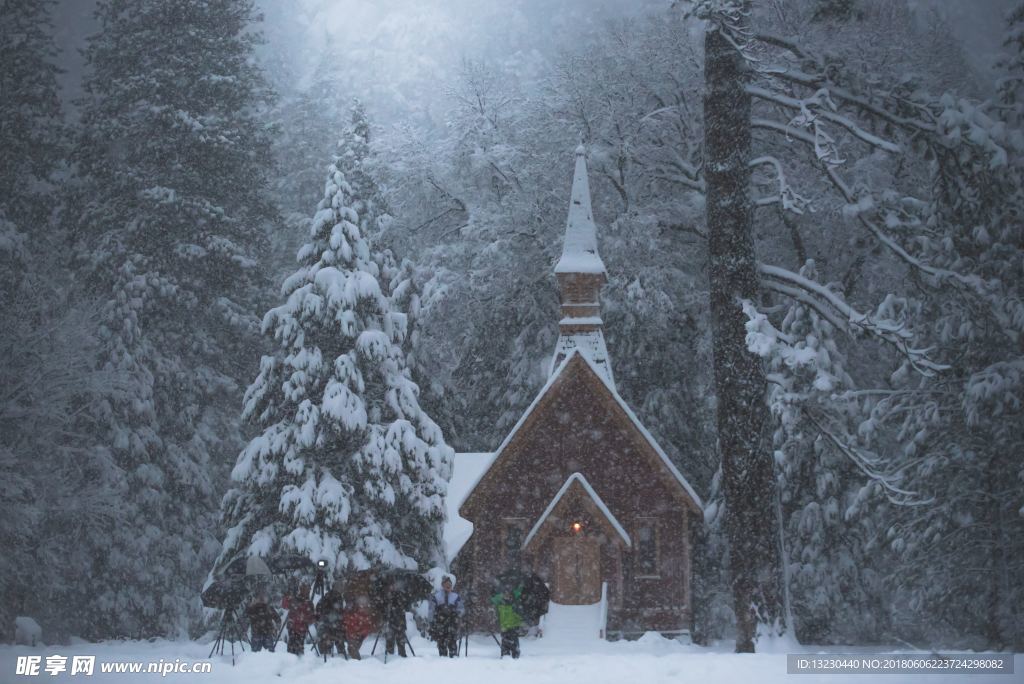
[461,350,703,517]
[552,329,615,390]
[443,452,495,563]
[554,145,606,275]
[522,472,631,550]
[578,351,704,510]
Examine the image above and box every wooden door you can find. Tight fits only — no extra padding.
[551,537,601,604]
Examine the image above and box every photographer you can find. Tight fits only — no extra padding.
[281,582,315,656]
[428,576,464,657]
[382,578,409,658]
[244,590,280,653]
[316,584,347,658]
[342,594,375,660]
[490,585,523,659]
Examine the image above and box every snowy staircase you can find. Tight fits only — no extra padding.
[541,583,607,643]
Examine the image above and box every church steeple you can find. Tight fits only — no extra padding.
[551,145,615,388]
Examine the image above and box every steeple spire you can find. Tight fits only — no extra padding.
[551,146,615,388]
[555,145,606,276]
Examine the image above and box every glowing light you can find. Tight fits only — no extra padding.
[571,522,582,533]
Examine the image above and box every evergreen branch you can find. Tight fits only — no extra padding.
[758,263,948,375]
[804,409,931,507]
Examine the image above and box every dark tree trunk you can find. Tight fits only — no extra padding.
[701,5,786,653]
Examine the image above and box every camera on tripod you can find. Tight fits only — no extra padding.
[310,559,329,600]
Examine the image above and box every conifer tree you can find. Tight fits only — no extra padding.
[745,261,886,643]
[218,148,452,575]
[0,0,63,262]
[73,0,275,637]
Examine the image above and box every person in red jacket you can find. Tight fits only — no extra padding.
[342,595,376,660]
[281,582,315,656]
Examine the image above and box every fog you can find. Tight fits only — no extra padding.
[51,0,1012,122]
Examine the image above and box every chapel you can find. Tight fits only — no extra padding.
[445,146,703,638]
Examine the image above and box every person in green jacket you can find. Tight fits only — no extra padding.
[490,585,523,658]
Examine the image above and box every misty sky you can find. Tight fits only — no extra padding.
[50,0,1014,125]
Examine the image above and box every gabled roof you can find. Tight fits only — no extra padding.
[522,473,631,550]
[459,349,703,518]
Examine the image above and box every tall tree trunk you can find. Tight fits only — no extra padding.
[701,2,785,652]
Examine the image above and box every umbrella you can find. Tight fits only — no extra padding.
[519,574,550,624]
[245,556,272,576]
[268,553,315,574]
[341,570,378,605]
[200,576,249,610]
[374,569,432,610]
[221,556,249,577]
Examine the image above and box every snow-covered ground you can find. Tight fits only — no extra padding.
[1,632,1017,684]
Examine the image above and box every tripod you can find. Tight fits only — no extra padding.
[310,566,328,603]
[317,624,349,662]
[456,621,501,656]
[370,613,416,663]
[275,617,321,657]
[457,619,470,657]
[208,605,248,666]
[456,594,500,658]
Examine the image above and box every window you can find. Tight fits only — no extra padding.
[635,519,659,576]
[504,520,525,568]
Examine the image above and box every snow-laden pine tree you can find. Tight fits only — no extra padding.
[73,0,275,638]
[0,0,124,643]
[700,0,786,651]
[338,102,386,233]
[217,153,453,575]
[268,59,356,285]
[745,261,887,644]
[862,11,1024,646]
[0,0,65,635]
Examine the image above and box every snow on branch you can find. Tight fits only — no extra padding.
[820,165,998,299]
[747,85,901,154]
[751,113,1003,314]
[803,409,933,507]
[757,263,948,376]
[750,33,939,134]
[749,155,810,213]
[688,0,756,59]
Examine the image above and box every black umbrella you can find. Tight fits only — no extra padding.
[221,556,249,577]
[374,569,432,610]
[268,553,315,574]
[201,576,249,610]
[519,574,550,624]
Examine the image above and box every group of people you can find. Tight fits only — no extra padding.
[243,581,380,659]
[427,574,528,659]
[241,574,529,660]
